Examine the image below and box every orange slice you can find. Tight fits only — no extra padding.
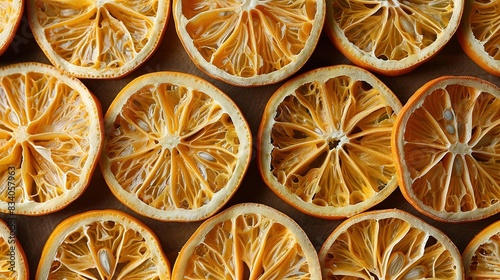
[36,209,171,279]
[463,220,500,279]
[393,76,500,222]
[27,0,170,79]
[318,209,464,279]
[258,65,402,219]
[0,0,24,56]
[0,62,103,215]
[0,219,28,280]
[100,71,252,221]
[457,0,500,76]
[172,203,322,279]
[172,0,326,87]
[324,0,464,76]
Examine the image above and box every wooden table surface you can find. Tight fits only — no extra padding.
[1,8,499,278]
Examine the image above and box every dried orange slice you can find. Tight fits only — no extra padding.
[258,65,402,219]
[0,62,103,215]
[0,0,24,56]
[172,203,322,279]
[457,0,500,76]
[36,209,171,279]
[27,0,170,79]
[100,71,252,222]
[324,0,464,76]
[0,219,28,280]
[172,0,326,87]
[393,76,500,222]
[318,209,464,279]
[463,220,500,279]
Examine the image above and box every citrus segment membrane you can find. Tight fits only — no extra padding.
[36,210,171,279]
[457,0,500,76]
[173,0,325,86]
[259,65,402,219]
[463,220,500,279]
[0,219,28,280]
[172,203,322,280]
[101,72,252,221]
[325,0,464,75]
[28,0,170,78]
[393,76,500,222]
[0,62,103,215]
[0,0,24,55]
[319,209,464,279]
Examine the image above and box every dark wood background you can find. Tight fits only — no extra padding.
[1,7,499,278]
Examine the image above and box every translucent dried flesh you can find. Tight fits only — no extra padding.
[464,221,500,279]
[105,83,240,211]
[0,0,17,35]
[32,0,161,70]
[0,0,22,51]
[47,219,165,279]
[0,237,21,278]
[0,70,96,208]
[402,84,500,215]
[181,212,314,279]
[322,215,460,279]
[332,0,454,61]
[469,0,500,60]
[270,76,398,209]
[467,233,500,279]
[181,0,317,77]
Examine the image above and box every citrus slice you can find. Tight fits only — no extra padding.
[457,0,500,76]
[463,220,500,279]
[318,209,464,279]
[0,0,24,56]
[324,0,464,76]
[172,0,326,87]
[36,209,171,279]
[100,71,252,222]
[27,0,170,79]
[0,62,103,215]
[0,219,28,280]
[258,65,402,219]
[172,203,322,279]
[392,76,500,222]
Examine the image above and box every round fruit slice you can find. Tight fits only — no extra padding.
[463,220,500,279]
[100,71,252,222]
[0,0,24,56]
[0,219,28,280]
[172,203,322,279]
[258,65,402,219]
[0,62,103,215]
[318,209,464,279]
[27,0,170,79]
[324,0,464,76]
[393,76,500,222]
[172,0,326,87]
[36,209,171,279]
[457,0,500,76]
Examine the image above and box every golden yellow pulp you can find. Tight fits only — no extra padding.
[49,220,163,279]
[469,0,500,60]
[323,217,460,279]
[184,213,312,279]
[271,76,398,208]
[333,0,454,61]
[34,0,160,69]
[0,72,93,204]
[468,233,500,279]
[403,85,500,213]
[106,83,240,211]
[182,0,317,77]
